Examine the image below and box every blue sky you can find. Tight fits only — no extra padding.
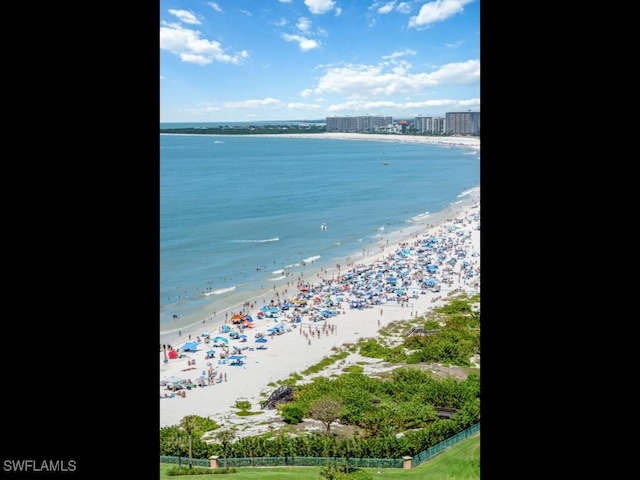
[160,0,479,123]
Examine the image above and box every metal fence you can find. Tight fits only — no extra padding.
[160,455,401,469]
[160,422,480,470]
[411,422,480,468]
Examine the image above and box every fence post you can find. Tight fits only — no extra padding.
[209,456,219,469]
[402,456,412,470]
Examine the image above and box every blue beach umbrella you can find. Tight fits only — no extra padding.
[181,341,199,352]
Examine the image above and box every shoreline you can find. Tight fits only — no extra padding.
[159,189,478,346]
[160,132,479,339]
[161,132,480,150]
[160,190,480,429]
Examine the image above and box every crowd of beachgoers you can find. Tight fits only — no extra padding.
[160,165,480,429]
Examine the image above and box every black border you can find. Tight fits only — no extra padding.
[2,1,160,476]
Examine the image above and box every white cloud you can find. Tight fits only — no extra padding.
[168,9,201,25]
[396,2,411,14]
[378,2,396,14]
[207,2,223,13]
[287,102,322,110]
[382,49,416,60]
[408,0,474,29]
[304,0,336,15]
[223,98,283,109]
[326,97,479,113]
[297,17,312,33]
[160,21,249,65]
[281,33,321,51]
[444,40,464,48]
[313,58,479,96]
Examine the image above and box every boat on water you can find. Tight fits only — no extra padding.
[381,162,389,165]
[320,223,327,230]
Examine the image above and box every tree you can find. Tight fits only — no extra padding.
[215,427,237,468]
[308,397,343,436]
[167,429,187,469]
[179,415,200,469]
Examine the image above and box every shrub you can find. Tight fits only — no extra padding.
[281,404,305,424]
[166,466,237,475]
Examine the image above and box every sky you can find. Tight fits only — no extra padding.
[160,0,479,123]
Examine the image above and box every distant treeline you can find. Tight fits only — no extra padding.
[160,125,326,135]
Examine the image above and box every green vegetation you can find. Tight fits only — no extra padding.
[359,293,480,366]
[160,433,479,479]
[159,125,326,135]
[160,294,480,477]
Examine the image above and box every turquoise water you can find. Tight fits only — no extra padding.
[160,133,479,334]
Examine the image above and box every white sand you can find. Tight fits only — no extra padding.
[237,132,481,150]
[160,134,480,430]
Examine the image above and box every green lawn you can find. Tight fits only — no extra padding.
[159,433,479,479]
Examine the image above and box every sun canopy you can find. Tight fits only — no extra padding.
[161,376,184,386]
[181,341,199,351]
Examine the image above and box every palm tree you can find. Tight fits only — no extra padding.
[169,429,187,469]
[214,427,237,469]
[179,416,199,469]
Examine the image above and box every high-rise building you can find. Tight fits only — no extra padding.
[414,116,446,134]
[445,112,480,135]
[326,115,392,132]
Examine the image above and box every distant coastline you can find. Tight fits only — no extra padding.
[160,129,480,150]
[159,125,478,141]
[160,125,326,135]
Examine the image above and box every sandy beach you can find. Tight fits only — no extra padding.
[160,134,480,431]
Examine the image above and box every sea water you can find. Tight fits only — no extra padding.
[160,133,479,334]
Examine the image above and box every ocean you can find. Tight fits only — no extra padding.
[160,132,479,335]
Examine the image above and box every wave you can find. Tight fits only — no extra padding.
[272,269,284,274]
[214,140,224,144]
[206,286,236,295]
[457,186,480,198]
[332,241,341,246]
[301,255,321,264]
[231,237,279,243]
[409,211,430,223]
[268,275,286,281]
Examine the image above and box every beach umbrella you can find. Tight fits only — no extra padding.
[167,350,178,359]
[213,336,229,345]
[181,341,199,351]
[255,337,268,343]
[161,375,184,386]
